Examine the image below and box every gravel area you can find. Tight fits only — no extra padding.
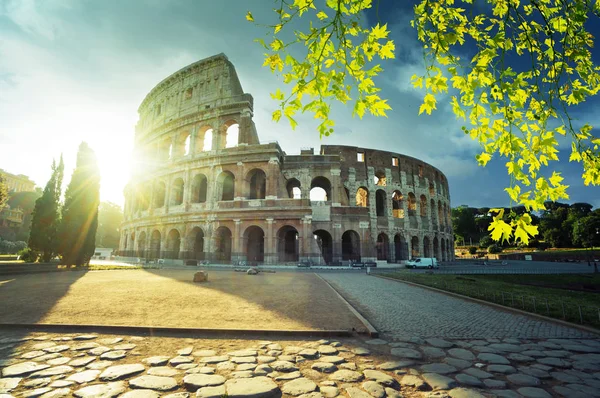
[320,273,594,339]
[0,270,365,332]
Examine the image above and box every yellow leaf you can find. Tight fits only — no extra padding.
[274,24,282,34]
[419,93,437,115]
[476,152,492,166]
[272,110,282,122]
[316,11,328,20]
[245,11,254,22]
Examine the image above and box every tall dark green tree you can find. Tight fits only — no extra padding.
[28,157,64,262]
[59,143,100,266]
[96,201,123,249]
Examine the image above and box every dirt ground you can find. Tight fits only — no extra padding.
[0,269,365,332]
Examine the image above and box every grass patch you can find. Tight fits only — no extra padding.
[381,272,600,329]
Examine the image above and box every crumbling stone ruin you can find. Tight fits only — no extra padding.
[118,54,454,265]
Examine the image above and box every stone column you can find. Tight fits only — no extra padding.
[406,237,412,259]
[179,227,187,260]
[184,168,192,211]
[190,126,198,155]
[266,158,279,199]
[330,168,342,206]
[235,162,245,200]
[233,219,242,263]
[301,217,311,261]
[265,218,275,264]
[164,176,172,213]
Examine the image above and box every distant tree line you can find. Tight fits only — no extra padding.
[25,142,101,265]
[453,202,600,250]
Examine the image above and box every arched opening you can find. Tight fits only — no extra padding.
[356,187,369,207]
[408,193,417,214]
[159,139,170,161]
[377,233,389,261]
[245,226,265,263]
[344,187,350,204]
[431,199,437,228]
[218,171,235,201]
[214,227,232,262]
[190,227,205,260]
[203,128,213,151]
[376,190,386,216]
[342,230,361,262]
[150,230,161,259]
[429,182,435,197]
[433,237,439,261]
[444,203,450,230]
[247,169,266,199]
[313,229,333,265]
[441,239,447,262]
[184,134,191,156]
[140,185,151,210]
[438,201,444,229]
[374,171,386,186]
[166,229,181,259]
[191,174,207,203]
[411,236,420,258]
[392,191,404,218]
[154,181,166,208]
[286,179,301,199]
[225,123,239,148]
[310,176,331,201]
[423,236,431,258]
[277,226,299,262]
[394,234,408,261]
[171,178,184,206]
[420,195,427,217]
[137,231,146,258]
[168,143,173,160]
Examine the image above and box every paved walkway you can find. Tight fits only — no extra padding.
[320,273,594,339]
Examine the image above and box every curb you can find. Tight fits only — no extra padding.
[314,273,379,338]
[0,323,353,338]
[373,274,600,337]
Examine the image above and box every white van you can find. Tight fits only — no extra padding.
[406,257,439,269]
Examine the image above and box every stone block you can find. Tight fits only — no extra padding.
[193,271,208,283]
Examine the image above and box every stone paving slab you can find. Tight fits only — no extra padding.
[1,330,600,398]
[321,273,594,339]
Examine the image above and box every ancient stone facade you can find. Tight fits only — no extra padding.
[118,54,454,264]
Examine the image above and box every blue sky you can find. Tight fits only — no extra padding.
[1,0,599,209]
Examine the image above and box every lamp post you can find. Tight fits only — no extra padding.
[595,227,599,274]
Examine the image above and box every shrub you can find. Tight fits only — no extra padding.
[18,247,38,263]
[479,236,493,248]
[468,246,478,255]
[488,244,503,254]
[537,242,550,251]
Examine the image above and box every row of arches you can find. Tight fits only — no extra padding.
[148,123,240,163]
[123,226,453,264]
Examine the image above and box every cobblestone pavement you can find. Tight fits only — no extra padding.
[1,331,600,398]
[320,273,594,339]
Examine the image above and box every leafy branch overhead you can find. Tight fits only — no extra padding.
[248,0,394,137]
[250,0,600,245]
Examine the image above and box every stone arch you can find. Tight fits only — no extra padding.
[430,199,437,227]
[411,236,419,258]
[150,230,161,259]
[433,236,440,261]
[174,130,190,157]
[423,236,431,258]
[225,123,239,148]
[189,227,205,260]
[154,181,166,208]
[438,201,444,229]
[166,229,181,259]
[170,178,184,205]
[429,182,435,197]
[376,189,387,216]
[394,234,408,261]
[356,187,369,207]
[191,173,208,203]
[408,193,417,213]
[277,225,299,262]
[310,176,331,201]
[137,231,146,258]
[217,171,235,201]
[420,195,427,217]
[159,138,170,161]
[244,225,265,263]
[246,168,267,199]
[313,229,333,265]
[441,239,447,261]
[200,126,214,152]
[214,226,232,262]
[374,170,386,186]
[342,230,361,262]
[392,191,404,218]
[376,232,389,261]
[286,178,301,199]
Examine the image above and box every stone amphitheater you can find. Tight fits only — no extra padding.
[117,54,454,265]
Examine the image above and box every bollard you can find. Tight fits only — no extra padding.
[533,297,537,313]
[501,292,505,305]
[511,294,514,307]
[561,301,566,320]
[521,296,525,309]
[546,299,550,315]
[578,305,583,324]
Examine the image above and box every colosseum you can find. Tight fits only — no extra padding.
[118,54,454,265]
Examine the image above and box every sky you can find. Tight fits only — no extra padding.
[1,0,599,209]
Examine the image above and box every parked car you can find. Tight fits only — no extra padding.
[405,257,438,269]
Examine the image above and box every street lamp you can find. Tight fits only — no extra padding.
[595,227,599,274]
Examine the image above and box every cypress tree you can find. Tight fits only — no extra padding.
[59,142,101,266]
[29,156,64,262]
